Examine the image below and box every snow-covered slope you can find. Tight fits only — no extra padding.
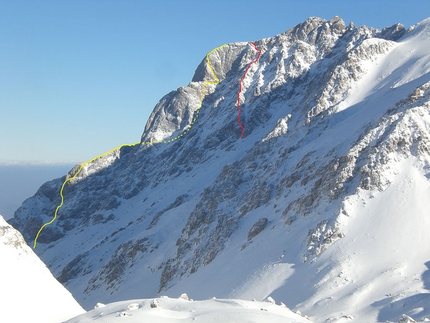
[65,296,311,323]
[9,16,430,322]
[0,215,84,323]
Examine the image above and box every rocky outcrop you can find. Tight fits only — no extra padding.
[247,218,269,241]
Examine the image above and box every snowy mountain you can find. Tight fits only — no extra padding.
[9,16,430,322]
[0,215,84,323]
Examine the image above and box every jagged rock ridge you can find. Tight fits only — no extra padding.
[9,16,430,322]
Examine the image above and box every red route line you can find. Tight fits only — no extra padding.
[236,42,262,138]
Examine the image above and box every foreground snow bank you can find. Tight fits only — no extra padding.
[64,296,311,323]
[0,215,84,323]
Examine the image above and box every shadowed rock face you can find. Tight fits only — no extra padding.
[8,16,430,319]
[247,217,269,241]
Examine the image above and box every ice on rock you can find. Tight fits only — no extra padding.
[398,314,417,323]
[265,296,276,304]
[126,303,140,311]
[179,293,189,301]
[150,299,160,308]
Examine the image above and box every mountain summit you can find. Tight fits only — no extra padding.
[10,16,430,322]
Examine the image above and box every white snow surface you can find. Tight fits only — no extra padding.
[65,296,311,323]
[0,215,84,323]
[292,158,430,322]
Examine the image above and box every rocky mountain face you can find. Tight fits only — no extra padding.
[0,215,84,323]
[9,16,430,322]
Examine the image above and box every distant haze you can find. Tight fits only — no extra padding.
[0,164,74,220]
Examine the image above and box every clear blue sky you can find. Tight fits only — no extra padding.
[1,0,429,163]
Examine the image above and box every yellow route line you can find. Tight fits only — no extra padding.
[33,44,227,249]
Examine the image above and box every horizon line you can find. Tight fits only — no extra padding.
[0,160,79,166]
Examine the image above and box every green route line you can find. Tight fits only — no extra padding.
[33,44,227,249]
